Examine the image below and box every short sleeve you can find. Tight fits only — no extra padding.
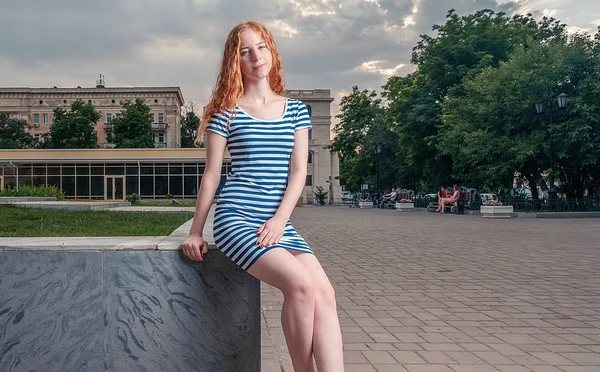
[295,101,312,131]
[205,111,229,138]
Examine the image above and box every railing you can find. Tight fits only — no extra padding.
[501,196,600,212]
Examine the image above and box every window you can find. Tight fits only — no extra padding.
[12,114,17,119]
[158,133,164,143]
[158,112,164,123]
[115,113,121,119]
[308,152,313,164]
[306,104,312,117]
[43,114,48,124]
[106,113,112,123]
[308,128,312,140]
[306,175,313,186]
[149,113,155,123]
[33,134,40,141]
[33,113,39,124]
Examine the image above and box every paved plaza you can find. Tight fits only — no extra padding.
[261,207,600,372]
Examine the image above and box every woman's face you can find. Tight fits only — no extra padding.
[238,28,272,83]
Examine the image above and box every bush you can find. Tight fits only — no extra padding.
[0,185,66,200]
[313,186,329,206]
[165,193,173,199]
[126,193,141,204]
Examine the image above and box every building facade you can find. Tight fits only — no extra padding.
[0,85,341,204]
[0,80,184,149]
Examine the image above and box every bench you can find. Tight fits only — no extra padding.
[380,191,412,209]
[427,191,469,214]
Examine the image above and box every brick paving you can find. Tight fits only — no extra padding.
[261,207,600,372]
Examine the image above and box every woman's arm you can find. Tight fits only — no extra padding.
[188,131,227,237]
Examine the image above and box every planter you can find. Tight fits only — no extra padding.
[358,201,373,208]
[481,205,513,218]
[395,202,415,212]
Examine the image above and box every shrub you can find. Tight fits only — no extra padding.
[313,186,329,206]
[126,193,141,204]
[0,185,66,200]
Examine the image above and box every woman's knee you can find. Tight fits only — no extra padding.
[314,280,337,313]
[283,275,315,304]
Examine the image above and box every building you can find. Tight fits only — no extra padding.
[0,76,184,148]
[0,85,341,204]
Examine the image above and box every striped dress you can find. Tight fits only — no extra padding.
[206,97,313,271]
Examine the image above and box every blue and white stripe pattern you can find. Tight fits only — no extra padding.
[206,98,313,271]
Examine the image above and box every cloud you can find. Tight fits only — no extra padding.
[1,0,598,120]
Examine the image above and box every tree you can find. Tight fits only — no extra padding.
[439,33,600,198]
[0,113,33,149]
[181,102,201,148]
[330,86,398,191]
[111,98,154,148]
[383,9,568,191]
[44,100,100,149]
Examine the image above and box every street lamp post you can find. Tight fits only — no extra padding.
[535,93,567,211]
[375,145,381,197]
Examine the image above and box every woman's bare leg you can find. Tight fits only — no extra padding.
[248,249,315,372]
[291,251,344,371]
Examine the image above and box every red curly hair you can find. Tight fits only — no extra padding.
[195,21,285,146]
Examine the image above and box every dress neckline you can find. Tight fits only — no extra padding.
[236,97,288,122]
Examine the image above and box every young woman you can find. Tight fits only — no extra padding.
[435,186,447,212]
[181,21,344,372]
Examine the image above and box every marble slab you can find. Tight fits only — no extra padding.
[103,251,260,372]
[0,251,104,371]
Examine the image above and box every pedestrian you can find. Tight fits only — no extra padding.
[181,21,344,372]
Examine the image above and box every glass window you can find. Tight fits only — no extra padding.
[115,113,121,119]
[158,133,164,143]
[47,176,60,187]
[155,164,168,174]
[158,112,164,123]
[62,165,75,175]
[33,176,46,187]
[76,165,90,175]
[126,165,138,175]
[33,166,46,175]
[308,128,312,140]
[169,175,183,196]
[76,176,90,198]
[141,165,153,175]
[184,176,198,196]
[91,176,104,197]
[105,166,124,175]
[43,114,49,124]
[126,176,138,196]
[184,165,197,174]
[91,166,104,175]
[306,175,313,186]
[106,113,112,123]
[47,167,60,176]
[155,176,168,196]
[308,152,313,164]
[33,113,39,124]
[169,164,182,174]
[62,176,75,196]
[306,104,312,117]
[140,176,154,197]
[149,113,155,123]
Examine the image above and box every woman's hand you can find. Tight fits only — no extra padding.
[182,234,209,262]
[256,217,286,248]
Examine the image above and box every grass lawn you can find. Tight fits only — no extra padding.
[0,205,193,237]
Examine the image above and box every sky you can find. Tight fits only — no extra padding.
[1,0,599,119]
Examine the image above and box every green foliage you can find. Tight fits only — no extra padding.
[330,86,398,191]
[44,100,100,149]
[0,113,33,149]
[0,185,66,200]
[126,193,141,204]
[111,98,155,148]
[313,186,329,205]
[180,103,201,148]
[439,33,600,198]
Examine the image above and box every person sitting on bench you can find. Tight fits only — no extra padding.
[434,186,448,213]
[380,188,397,207]
[438,184,460,214]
